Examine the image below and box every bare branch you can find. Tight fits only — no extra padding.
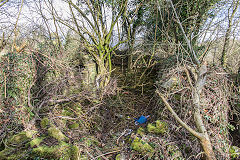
[68,0,98,37]
[0,0,9,8]
[156,90,203,139]
[166,0,200,66]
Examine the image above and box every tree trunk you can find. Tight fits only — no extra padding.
[200,136,216,160]
[193,62,216,160]
[96,59,110,90]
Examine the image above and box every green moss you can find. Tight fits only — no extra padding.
[147,124,155,132]
[30,138,44,147]
[131,137,154,156]
[68,123,79,129]
[230,146,240,159]
[62,109,73,116]
[8,130,36,146]
[71,145,79,160]
[48,127,68,141]
[136,127,145,136]
[31,142,79,160]
[0,147,28,160]
[32,141,74,159]
[0,130,37,160]
[147,120,168,135]
[40,117,49,128]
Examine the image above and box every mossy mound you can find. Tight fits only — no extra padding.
[0,125,78,160]
[32,141,78,160]
[0,147,28,160]
[127,122,185,159]
[30,137,44,148]
[0,130,37,160]
[147,120,168,134]
[29,124,78,159]
[7,130,37,146]
[130,136,154,156]
[40,117,49,129]
[48,126,69,141]
[136,127,145,136]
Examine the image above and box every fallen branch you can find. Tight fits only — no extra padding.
[156,90,203,139]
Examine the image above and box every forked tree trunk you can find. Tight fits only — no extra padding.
[157,63,216,160]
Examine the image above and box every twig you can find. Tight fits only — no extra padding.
[184,66,194,88]
[95,147,108,160]
[93,149,121,160]
[48,95,79,103]
[52,116,79,120]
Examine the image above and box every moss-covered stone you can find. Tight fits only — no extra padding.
[48,127,68,141]
[230,146,240,159]
[131,137,154,156]
[68,123,79,129]
[147,120,168,135]
[30,137,44,147]
[40,117,49,129]
[0,130,37,160]
[0,147,28,160]
[136,127,145,136]
[32,141,78,160]
[7,130,36,146]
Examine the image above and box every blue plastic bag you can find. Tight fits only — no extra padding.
[135,115,150,125]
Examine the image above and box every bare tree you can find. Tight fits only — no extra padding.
[221,0,240,68]
[157,0,219,159]
[45,0,129,90]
